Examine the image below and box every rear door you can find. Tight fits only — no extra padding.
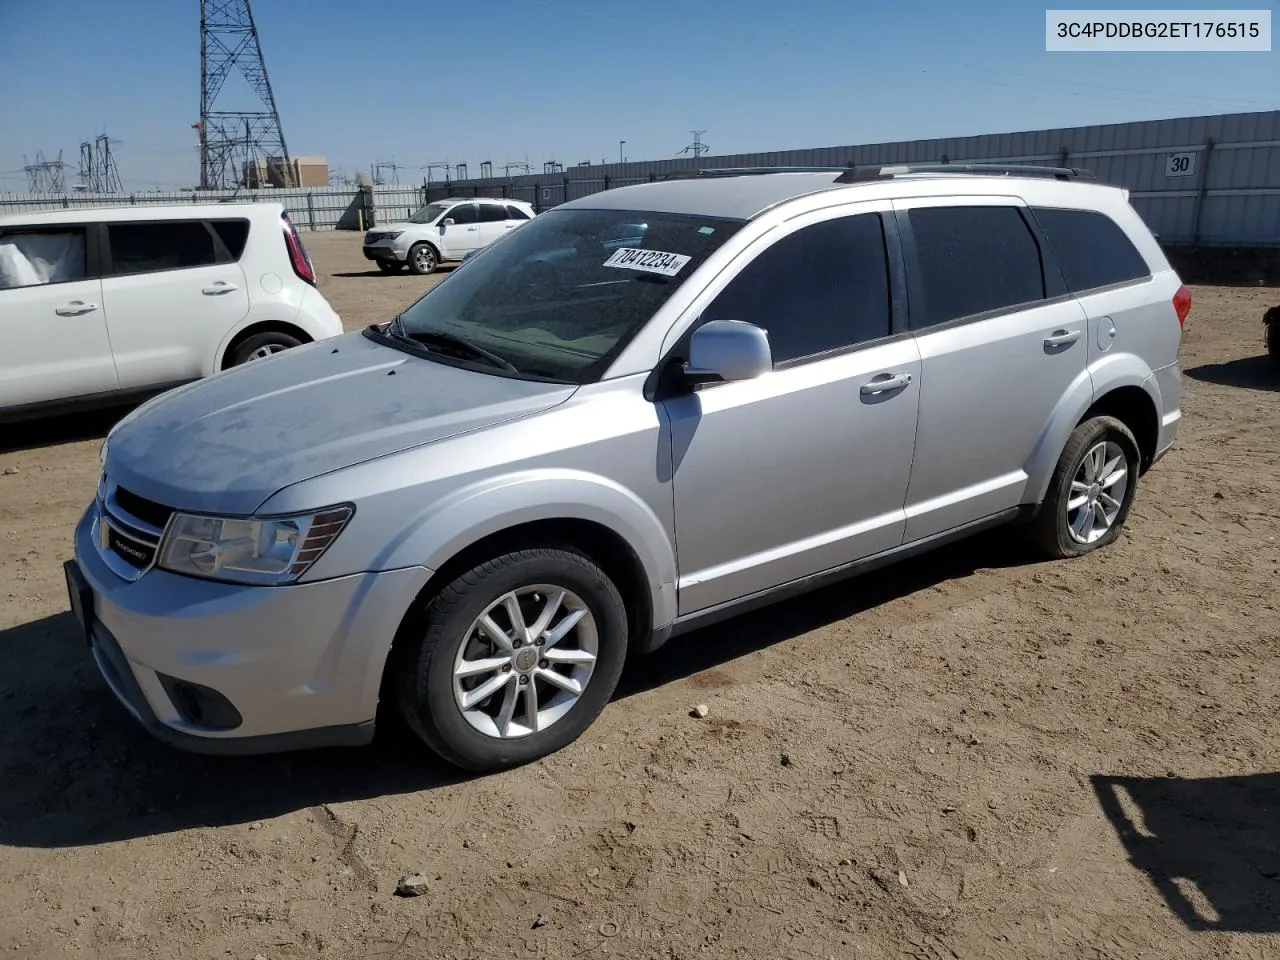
[100,217,251,388]
[0,223,118,409]
[476,202,512,248]
[895,196,1090,541]
[438,203,481,258]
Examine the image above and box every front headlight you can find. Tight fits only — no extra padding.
[157,505,354,585]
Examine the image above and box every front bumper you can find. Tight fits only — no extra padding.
[70,502,432,754]
[362,244,405,263]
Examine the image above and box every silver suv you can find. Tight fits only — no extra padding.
[66,164,1188,771]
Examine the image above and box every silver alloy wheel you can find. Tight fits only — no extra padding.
[452,585,598,739]
[414,246,436,272]
[1066,440,1129,544]
[247,343,289,361]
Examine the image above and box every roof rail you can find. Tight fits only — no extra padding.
[836,163,1096,183]
[663,165,852,181]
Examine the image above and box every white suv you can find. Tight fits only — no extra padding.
[0,201,343,423]
[363,197,536,275]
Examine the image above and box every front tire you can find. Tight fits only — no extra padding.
[1030,415,1140,560]
[407,242,439,275]
[395,546,629,772]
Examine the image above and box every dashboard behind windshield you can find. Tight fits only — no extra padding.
[388,207,745,382]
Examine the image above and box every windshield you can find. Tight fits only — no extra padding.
[407,203,451,224]
[381,208,744,382]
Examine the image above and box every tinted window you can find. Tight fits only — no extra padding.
[1032,207,1151,293]
[446,204,477,225]
[478,204,507,223]
[908,206,1045,327]
[208,219,250,260]
[108,221,217,275]
[0,229,87,289]
[505,205,531,221]
[700,214,891,364]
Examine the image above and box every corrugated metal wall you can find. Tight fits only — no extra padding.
[431,109,1280,245]
[2,111,1276,243]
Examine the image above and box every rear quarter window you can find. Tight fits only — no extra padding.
[207,219,250,260]
[1030,207,1151,293]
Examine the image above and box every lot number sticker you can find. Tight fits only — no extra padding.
[602,247,691,277]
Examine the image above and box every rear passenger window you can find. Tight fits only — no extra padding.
[207,219,250,260]
[700,213,891,365]
[505,205,531,220]
[1031,207,1151,293]
[478,204,507,223]
[108,221,217,276]
[907,206,1046,327]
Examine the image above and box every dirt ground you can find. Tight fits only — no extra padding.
[1,231,1278,960]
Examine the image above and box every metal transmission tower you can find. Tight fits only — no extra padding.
[23,151,70,194]
[78,134,124,193]
[676,130,709,158]
[198,0,294,190]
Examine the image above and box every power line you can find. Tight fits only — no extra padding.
[676,130,709,158]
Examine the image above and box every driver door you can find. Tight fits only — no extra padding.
[662,206,922,615]
[438,203,481,259]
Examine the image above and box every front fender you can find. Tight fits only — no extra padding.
[373,468,679,629]
[1022,354,1157,506]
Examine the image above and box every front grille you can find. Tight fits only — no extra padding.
[113,485,174,529]
[97,477,173,581]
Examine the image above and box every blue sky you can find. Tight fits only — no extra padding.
[1,0,1276,190]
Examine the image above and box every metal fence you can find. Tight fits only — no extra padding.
[2,110,1277,244]
[0,185,427,231]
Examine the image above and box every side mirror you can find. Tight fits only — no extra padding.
[684,320,772,385]
[441,218,456,227]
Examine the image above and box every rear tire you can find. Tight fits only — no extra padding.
[395,545,629,772]
[227,330,305,367]
[1266,320,1280,365]
[407,243,439,275]
[1030,415,1140,560]
[377,260,402,274]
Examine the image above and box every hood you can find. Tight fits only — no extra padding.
[105,331,576,515]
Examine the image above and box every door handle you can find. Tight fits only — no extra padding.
[55,301,98,316]
[860,372,912,395]
[467,227,478,232]
[1043,329,1081,348]
[202,282,239,295]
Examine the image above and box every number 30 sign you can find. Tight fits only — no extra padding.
[1165,152,1197,178]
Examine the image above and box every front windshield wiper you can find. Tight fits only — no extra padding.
[386,315,518,372]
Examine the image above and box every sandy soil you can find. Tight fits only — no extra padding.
[1,231,1278,960]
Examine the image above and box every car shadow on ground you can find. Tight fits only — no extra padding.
[331,265,457,279]
[0,403,136,455]
[1091,773,1280,933]
[1184,356,1279,392]
[0,530,1033,849]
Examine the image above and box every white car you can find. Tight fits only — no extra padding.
[362,197,536,275]
[0,202,343,423]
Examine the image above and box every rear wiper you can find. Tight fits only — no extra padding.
[391,322,519,372]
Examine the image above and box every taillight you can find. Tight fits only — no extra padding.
[1172,285,1192,328]
[281,214,316,286]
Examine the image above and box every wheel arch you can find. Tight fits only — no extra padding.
[366,471,678,720]
[1024,356,1160,506]
[219,320,314,370]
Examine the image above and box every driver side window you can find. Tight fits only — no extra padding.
[699,213,891,365]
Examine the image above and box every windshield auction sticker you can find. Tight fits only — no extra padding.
[602,247,692,277]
